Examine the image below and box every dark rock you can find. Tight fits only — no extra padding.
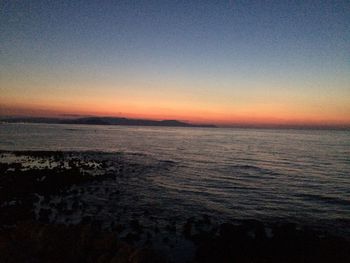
[129,248,166,263]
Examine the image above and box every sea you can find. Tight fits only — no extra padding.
[1,123,349,237]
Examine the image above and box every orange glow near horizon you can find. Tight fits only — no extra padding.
[1,54,349,128]
[1,96,350,127]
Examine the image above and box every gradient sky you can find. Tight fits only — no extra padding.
[1,0,350,126]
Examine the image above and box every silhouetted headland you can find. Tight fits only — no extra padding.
[1,116,216,128]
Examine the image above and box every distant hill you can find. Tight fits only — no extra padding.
[0,116,216,128]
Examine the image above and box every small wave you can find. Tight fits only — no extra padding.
[0,141,15,145]
[213,164,281,179]
[296,193,349,206]
[65,128,80,131]
[159,160,177,164]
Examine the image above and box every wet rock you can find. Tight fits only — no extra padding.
[109,243,133,263]
[129,248,166,263]
[0,221,167,263]
[202,214,211,225]
[124,232,141,244]
[183,217,195,239]
[162,236,169,244]
[38,208,51,222]
[154,224,160,234]
[165,223,176,233]
[130,219,143,233]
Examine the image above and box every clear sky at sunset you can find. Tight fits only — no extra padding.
[1,0,349,126]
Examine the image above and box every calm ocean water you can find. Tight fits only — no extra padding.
[1,123,350,235]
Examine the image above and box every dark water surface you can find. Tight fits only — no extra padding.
[1,123,349,236]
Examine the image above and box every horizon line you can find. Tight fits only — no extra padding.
[1,114,350,130]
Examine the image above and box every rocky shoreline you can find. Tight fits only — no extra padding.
[1,151,349,262]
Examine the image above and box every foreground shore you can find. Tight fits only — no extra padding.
[1,151,349,262]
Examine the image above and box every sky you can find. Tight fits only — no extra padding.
[1,0,350,126]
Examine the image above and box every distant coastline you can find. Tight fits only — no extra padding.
[1,116,349,130]
[0,116,217,128]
